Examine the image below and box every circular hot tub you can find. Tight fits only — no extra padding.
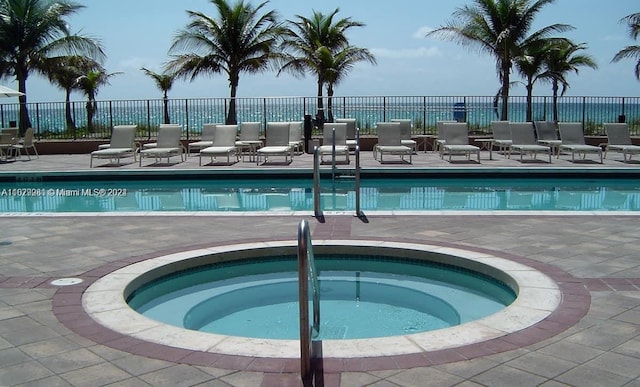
[126,254,516,340]
[83,240,561,358]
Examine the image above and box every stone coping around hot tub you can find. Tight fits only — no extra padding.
[83,240,560,359]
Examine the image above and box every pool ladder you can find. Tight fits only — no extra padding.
[313,127,362,218]
[298,219,320,380]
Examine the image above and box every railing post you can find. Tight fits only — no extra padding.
[185,99,189,140]
[355,144,362,218]
[146,100,151,140]
[313,147,322,218]
[331,127,336,181]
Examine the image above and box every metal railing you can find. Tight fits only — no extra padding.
[2,95,639,140]
[313,129,362,218]
[297,219,320,380]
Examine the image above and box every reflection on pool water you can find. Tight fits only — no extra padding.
[2,177,640,212]
[126,256,516,340]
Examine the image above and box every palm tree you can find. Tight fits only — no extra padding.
[279,9,366,123]
[514,39,558,122]
[0,0,104,134]
[427,0,572,120]
[141,68,176,124]
[544,41,597,122]
[319,45,376,122]
[75,69,120,131]
[166,0,283,125]
[45,55,102,131]
[612,12,640,80]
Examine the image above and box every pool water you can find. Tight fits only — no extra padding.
[127,255,516,340]
[2,177,640,212]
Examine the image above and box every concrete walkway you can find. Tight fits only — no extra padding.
[0,150,639,386]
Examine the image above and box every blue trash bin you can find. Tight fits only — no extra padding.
[453,102,466,122]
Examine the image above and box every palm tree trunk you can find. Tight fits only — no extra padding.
[65,89,76,133]
[327,84,334,123]
[163,94,170,124]
[552,80,559,122]
[86,99,96,132]
[227,75,239,125]
[500,62,510,121]
[526,80,533,122]
[316,79,325,125]
[17,75,31,136]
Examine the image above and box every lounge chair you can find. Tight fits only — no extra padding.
[0,132,15,161]
[335,118,358,151]
[509,122,552,163]
[188,123,218,155]
[90,125,137,167]
[489,121,513,156]
[139,124,184,166]
[199,124,239,166]
[142,124,184,151]
[256,122,294,165]
[534,121,561,156]
[318,122,349,163]
[288,121,304,155]
[235,121,262,161]
[557,122,602,163]
[12,127,39,160]
[373,122,412,163]
[435,120,457,156]
[391,119,416,153]
[441,122,480,163]
[603,122,640,162]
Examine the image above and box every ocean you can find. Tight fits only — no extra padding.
[1,95,638,138]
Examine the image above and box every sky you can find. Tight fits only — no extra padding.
[7,0,640,102]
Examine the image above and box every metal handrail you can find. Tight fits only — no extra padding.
[298,219,320,379]
[313,146,321,218]
[355,142,362,217]
[312,127,363,218]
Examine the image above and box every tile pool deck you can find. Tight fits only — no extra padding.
[1,150,640,386]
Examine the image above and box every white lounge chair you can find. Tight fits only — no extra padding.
[534,121,561,156]
[441,122,480,163]
[142,123,185,152]
[188,123,218,155]
[0,130,18,161]
[603,122,640,162]
[288,121,304,155]
[11,127,39,160]
[509,122,552,163]
[90,125,137,167]
[318,122,349,163]
[435,120,457,156]
[199,124,239,165]
[235,121,262,161]
[139,124,184,166]
[558,122,602,163]
[373,122,412,163]
[391,119,416,153]
[256,122,293,165]
[335,118,358,151]
[488,121,513,156]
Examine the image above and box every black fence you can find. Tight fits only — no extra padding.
[1,95,638,140]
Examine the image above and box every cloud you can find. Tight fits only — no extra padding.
[370,46,442,59]
[413,26,434,39]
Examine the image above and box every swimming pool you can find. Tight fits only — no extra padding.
[127,255,516,340]
[2,173,640,213]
